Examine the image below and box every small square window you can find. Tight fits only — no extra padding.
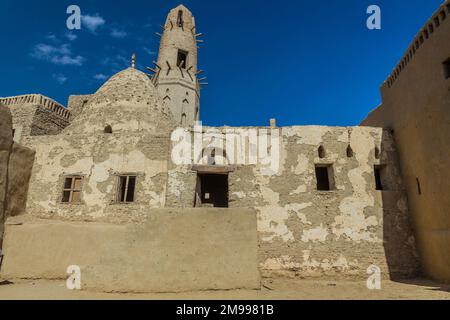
[117,175,137,203]
[177,50,188,69]
[443,58,450,79]
[62,176,83,203]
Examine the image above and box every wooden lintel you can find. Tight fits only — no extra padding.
[191,165,235,175]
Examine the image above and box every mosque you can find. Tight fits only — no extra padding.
[0,2,449,292]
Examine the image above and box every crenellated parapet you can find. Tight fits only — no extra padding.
[0,94,71,120]
[383,1,450,89]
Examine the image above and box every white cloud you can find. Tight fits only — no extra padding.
[51,55,85,66]
[31,43,85,66]
[46,34,57,41]
[143,47,157,56]
[53,73,67,84]
[81,14,105,33]
[65,32,78,41]
[32,43,70,56]
[111,29,127,39]
[94,73,108,81]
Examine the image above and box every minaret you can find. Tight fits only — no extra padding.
[151,4,202,127]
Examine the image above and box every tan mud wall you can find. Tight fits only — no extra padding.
[67,94,92,119]
[167,126,420,279]
[0,106,14,242]
[0,105,35,242]
[0,208,260,293]
[3,96,71,144]
[22,133,171,223]
[362,4,450,282]
[6,143,35,218]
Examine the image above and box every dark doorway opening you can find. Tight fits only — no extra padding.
[315,165,334,191]
[196,174,229,208]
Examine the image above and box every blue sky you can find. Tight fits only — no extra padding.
[0,0,443,126]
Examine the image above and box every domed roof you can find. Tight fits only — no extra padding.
[65,68,176,134]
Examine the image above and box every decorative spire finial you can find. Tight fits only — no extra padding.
[131,52,136,69]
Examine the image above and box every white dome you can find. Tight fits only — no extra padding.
[65,68,176,135]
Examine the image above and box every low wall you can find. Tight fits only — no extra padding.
[0,208,260,293]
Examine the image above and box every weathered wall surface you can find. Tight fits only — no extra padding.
[30,106,70,136]
[1,94,71,144]
[0,104,35,243]
[65,68,175,135]
[0,208,260,293]
[167,126,419,279]
[6,103,34,144]
[362,2,450,282]
[22,133,171,223]
[0,105,13,243]
[67,94,92,119]
[6,143,35,218]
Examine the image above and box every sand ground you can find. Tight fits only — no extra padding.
[0,277,449,300]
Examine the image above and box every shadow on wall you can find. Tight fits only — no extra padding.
[0,104,35,250]
[380,130,422,281]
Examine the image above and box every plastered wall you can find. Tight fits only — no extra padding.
[22,133,171,224]
[167,126,420,279]
[362,1,450,283]
[3,96,71,144]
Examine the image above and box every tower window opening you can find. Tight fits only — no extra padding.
[177,50,188,69]
[177,10,184,28]
[443,58,450,79]
[315,165,334,191]
[346,145,354,158]
[374,166,384,191]
[375,147,381,159]
[117,175,137,203]
[12,128,15,137]
[318,146,326,159]
[62,176,83,203]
